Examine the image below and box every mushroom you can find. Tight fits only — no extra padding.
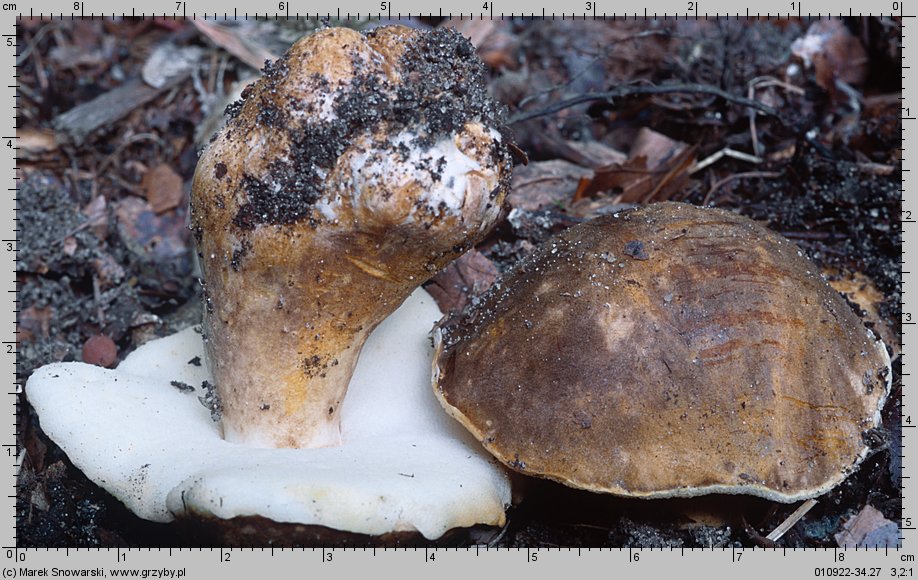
[28,290,511,544]
[25,25,514,545]
[433,202,891,502]
[191,24,511,449]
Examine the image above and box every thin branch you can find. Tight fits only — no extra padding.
[691,147,763,174]
[508,82,786,125]
[703,170,782,205]
[766,499,819,542]
[518,30,674,109]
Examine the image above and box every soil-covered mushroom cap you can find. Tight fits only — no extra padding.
[191,25,512,449]
[433,202,891,502]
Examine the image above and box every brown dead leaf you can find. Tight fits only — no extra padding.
[114,197,189,263]
[576,128,696,203]
[81,195,108,239]
[508,160,593,212]
[562,140,627,169]
[792,20,868,90]
[142,164,184,214]
[440,18,519,70]
[19,306,53,343]
[573,156,649,203]
[191,20,279,70]
[426,250,499,314]
[835,505,899,548]
[22,417,48,473]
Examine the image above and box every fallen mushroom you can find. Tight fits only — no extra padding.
[434,202,891,502]
[191,24,511,449]
[26,25,513,544]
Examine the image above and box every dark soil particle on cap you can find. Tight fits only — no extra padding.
[198,380,222,422]
[623,240,649,260]
[225,27,511,230]
[169,380,195,393]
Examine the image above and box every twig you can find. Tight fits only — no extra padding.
[509,82,786,125]
[766,499,818,542]
[16,22,60,66]
[780,231,838,241]
[747,77,804,157]
[486,518,511,548]
[517,30,673,109]
[52,75,189,146]
[95,133,166,176]
[739,511,777,548]
[749,76,806,96]
[835,79,863,113]
[92,275,106,328]
[748,84,761,157]
[703,170,782,205]
[29,35,49,93]
[690,147,763,174]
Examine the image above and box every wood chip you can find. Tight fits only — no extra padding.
[142,42,205,89]
[835,504,900,548]
[61,236,78,256]
[81,195,108,239]
[52,76,188,146]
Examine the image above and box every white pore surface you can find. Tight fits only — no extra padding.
[26,290,511,539]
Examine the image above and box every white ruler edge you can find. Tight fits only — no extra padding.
[4,2,911,579]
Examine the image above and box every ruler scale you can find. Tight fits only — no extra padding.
[5,1,913,577]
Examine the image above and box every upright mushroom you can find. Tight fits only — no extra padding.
[434,202,891,502]
[191,25,512,448]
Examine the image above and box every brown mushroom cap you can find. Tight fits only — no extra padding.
[191,26,512,448]
[433,202,891,502]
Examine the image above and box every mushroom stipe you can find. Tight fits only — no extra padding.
[191,25,513,450]
[433,202,891,503]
